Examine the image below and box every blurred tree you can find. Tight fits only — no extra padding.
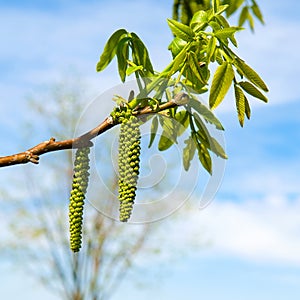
[2,79,157,300]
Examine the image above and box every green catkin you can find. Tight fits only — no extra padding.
[117,112,141,222]
[69,147,90,252]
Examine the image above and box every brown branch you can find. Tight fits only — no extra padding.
[0,100,178,168]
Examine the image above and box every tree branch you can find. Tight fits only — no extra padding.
[0,100,179,168]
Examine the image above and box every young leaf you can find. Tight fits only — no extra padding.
[239,81,268,102]
[234,84,246,127]
[168,37,187,58]
[215,14,230,29]
[196,142,212,175]
[96,29,128,72]
[188,52,207,85]
[193,112,211,146]
[251,0,264,24]
[189,98,224,130]
[183,135,197,171]
[225,0,244,17]
[131,33,154,75]
[215,4,229,16]
[148,116,158,148]
[238,6,249,27]
[209,62,234,109]
[206,36,217,63]
[244,96,251,119]
[212,0,220,13]
[247,11,255,31]
[209,137,228,159]
[126,63,143,76]
[167,46,188,77]
[209,21,222,32]
[116,37,130,82]
[193,112,227,159]
[167,19,195,41]
[158,117,176,151]
[214,27,243,42]
[190,10,209,31]
[234,58,269,92]
[174,110,190,136]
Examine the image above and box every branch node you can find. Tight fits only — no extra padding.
[25,151,40,164]
[29,156,39,164]
[171,92,190,105]
[107,116,114,125]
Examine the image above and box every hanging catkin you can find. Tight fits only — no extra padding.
[118,114,141,222]
[69,147,90,252]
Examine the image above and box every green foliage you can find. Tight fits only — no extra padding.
[209,62,234,109]
[91,0,269,224]
[96,29,128,72]
[172,0,264,31]
[167,19,195,41]
[95,0,268,171]
[96,30,154,83]
[69,147,90,252]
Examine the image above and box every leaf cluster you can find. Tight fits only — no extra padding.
[173,0,264,31]
[95,0,268,174]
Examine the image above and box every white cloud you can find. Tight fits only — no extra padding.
[147,194,300,266]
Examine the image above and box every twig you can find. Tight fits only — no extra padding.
[0,100,178,168]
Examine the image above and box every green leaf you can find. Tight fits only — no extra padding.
[167,46,188,77]
[168,37,187,58]
[196,142,212,174]
[116,37,130,82]
[225,0,244,17]
[244,96,251,119]
[234,58,269,92]
[238,6,249,27]
[239,81,268,102]
[206,36,217,63]
[214,47,224,65]
[193,113,211,145]
[209,21,221,32]
[234,84,245,127]
[158,111,189,151]
[189,98,224,130]
[174,110,190,136]
[251,1,264,24]
[247,10,255,31]
[193,112,227,159]
[148,116,158,148]
[183,135,196,171]
[96,29,128,72]
[212,0,220,13]
[167,19,195,41]
[215,14,230,28]
[214,27,243,40]
[215,4,229,15]
[131,32,154,76]
[209,137,228,159]
[209,62,234,109]
[187,52,207,85]
[158,117,177,151]
[126,63,143,76]
[190,10,210,31]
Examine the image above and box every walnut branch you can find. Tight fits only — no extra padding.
[0,99,182,168]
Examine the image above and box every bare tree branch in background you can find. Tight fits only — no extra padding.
[1,79,160,300]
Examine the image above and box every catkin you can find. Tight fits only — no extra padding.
[118,114,141,222]
[69,147,90,252]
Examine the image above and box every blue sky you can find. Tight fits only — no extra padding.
[1,0,300,299]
